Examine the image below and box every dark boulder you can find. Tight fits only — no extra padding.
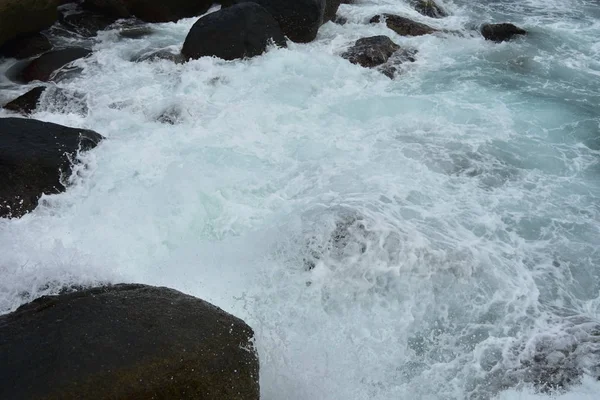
[182,3,286,61]
[342,36,399,68]
[323,0,342,23]
[82,0,214,23]
[0,284,259,399]
[481,23,527,42]
[370,14,437,36]
[2,86,47,115]
[119,26,154,39]
[0,118,102,218]
[19,47,92,82]
[414,0,448,18]
[0,0,60,48]
[0,33,52,59]
[59,10,117,37]
[229,0,325,43]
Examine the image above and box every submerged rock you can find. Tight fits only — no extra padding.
[481,23,527,42]
[342,36,416,78]
[0,284,259,399]
[82,0,214,23]
[0,0,60,48]
[229,0,326,43]
[0,118,102,218]
[414,0,448,18]
[135,48,184,63]
[0,33,52,59]
[59,10,117,37]
[182,3,286,61]
[19,47,92,82]
[2,86,47,114]
[370,14,438,36]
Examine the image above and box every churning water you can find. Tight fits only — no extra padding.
[1,0,599,399]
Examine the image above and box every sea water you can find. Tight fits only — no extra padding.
[1,0,599,399]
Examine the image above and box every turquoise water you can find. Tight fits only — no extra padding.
[1,1,599,398]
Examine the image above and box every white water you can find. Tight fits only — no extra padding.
[1,0,600,399]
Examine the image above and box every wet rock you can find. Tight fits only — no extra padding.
[2,86,47,114]
[370,14,438,36]
[0,0,60,48]
[0,284,259,399]
[342,36,399,68]
[481,23,527,42]
[119,26,153,39]
[182,3,286,61]
[135,48,184,63]
[0,118,102,218]
[378,48,418,78]
[324,0,342,23]
[0,33,52,59]
[414,0,448,18]
[82,0,214,23]
[19,47,92,82]
[229,0,326,43]
[333,15,347,25]
[59,10,117,37]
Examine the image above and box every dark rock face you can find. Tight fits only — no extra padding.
[0,33,52,59]
[414,0,448,18]
[0,118,103,218]
[182,3,286,61]
[82,0,214,23]
[342,36,399,68]
[59,10,117,37]
[370,14,437,36]
[0,284,260,400]
[2,86,47,114]
[323,0,341,23]
[0,0,60,48]
[231,0,326,43]
[481,23,527,42]
[19,47,92,82]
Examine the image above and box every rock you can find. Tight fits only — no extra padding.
[342,36,399,68]
[19,47,92,82]
[59,10,117,37]
[0,118,102,218]
[333,15,347,25]
[229,0,325,43]
[0,283,259,399]
[182,3,286,61]
[323,0,341,23]
[2,86,47,114]
[414,0,448,18]
[370,14,437,36]
[82,0,214,23]
[481,23,527,42]
[135,48,184,63]
[119,26,153,39]
[0,0,60,48]
[0,33,52,59]
[378,48,418,78]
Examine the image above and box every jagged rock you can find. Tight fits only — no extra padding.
[0,33,52,59]
[370,14,437,36]
[0,118,102,218]
[182,3,286,61]
[0,284,260,399]
[481,23,527,42]
[2,86,47,114]
[19,47,92,82]
[414,0,448,18]
[0,0,60,48]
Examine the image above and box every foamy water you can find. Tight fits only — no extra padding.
[1,0,599,399]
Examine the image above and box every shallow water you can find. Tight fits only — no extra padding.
[1,0,599,399]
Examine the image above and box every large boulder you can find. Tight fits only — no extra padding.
[0,284,259,400]
[323,0,341,23]
[0,0,60,48]
[481,23,527,42]
[370,14,437,36]
[229,0,326,43]
[182,3,286,61]
[0,33,52,59]
[18,47,92,82]
[82,0,214,23]
[0,117,103,218]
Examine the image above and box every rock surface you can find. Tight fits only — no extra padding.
[0,33,52,59]
[59,10,117,37]
[0,284,259,399]
[182,3,286,61]
[19,47,92,82]
[0,0,60,48]
[414,0,448,18]
[323,0,342,23]
[370,14,437,36]
[0,117,102,218]
[2,86,47,114]
[82,0,214,23]
[342,35,399,68]
[230,0,326,43]
[481,23,527,42]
